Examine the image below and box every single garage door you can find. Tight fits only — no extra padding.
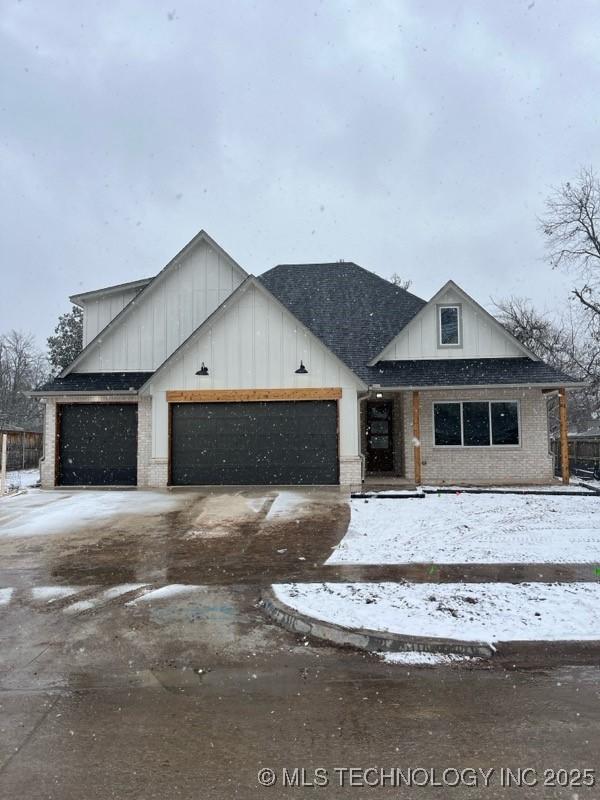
[170,401,338,485]
[57,403,138,486]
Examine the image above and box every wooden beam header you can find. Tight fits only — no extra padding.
[166,388,342,403]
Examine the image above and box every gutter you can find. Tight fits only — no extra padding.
[26,389,140,398]
[367,382,586,392]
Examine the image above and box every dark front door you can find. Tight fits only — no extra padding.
[366,400,394,472]
[57,403,138,486]
[170,400,339,485]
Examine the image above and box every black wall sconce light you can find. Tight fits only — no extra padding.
[295,360,308,374]
[195,362,209,376]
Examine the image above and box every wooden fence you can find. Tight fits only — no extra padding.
[551,436,600,480]
[0,430,43,471]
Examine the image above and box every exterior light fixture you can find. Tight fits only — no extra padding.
[376,392,383,399]
[195,362,209,376]
[295,360,308,374]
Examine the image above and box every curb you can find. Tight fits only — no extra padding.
[260,588,493,658]
[493,638,600,661]
[422,487,598,497]
[350,492,425,500]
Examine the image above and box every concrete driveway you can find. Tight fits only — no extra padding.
[0,487,349,588]
[1,489,599,799]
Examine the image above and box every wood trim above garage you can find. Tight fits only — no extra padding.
[166,388,342,403]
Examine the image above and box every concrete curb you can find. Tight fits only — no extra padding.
[422,487,598,497]
[260,587,493,658]
[350,492,425,499]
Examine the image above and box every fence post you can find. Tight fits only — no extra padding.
[0,434,7,496]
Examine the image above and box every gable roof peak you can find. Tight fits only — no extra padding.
[367,277,540,365]
[61,228,247,377]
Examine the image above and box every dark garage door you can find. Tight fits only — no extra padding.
[170,401,338,485]
[58,404,138,486]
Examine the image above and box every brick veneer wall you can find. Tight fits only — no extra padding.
[402,387,553,485]
[339,455,362,488]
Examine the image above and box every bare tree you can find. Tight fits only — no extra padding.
[540,167,600,329]
[494,296,599,432]
[0,331,48,430]
[390,273,412,291]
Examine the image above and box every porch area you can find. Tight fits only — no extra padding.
[358,386,573,488]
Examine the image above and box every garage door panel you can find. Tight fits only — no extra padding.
[58,404,137,486]
[171,400,338,485]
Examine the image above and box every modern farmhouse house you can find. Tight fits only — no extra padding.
[33,231,581,489]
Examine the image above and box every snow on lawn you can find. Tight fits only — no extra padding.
[0,490,183,538]
[422,483,596,494]
[273,582,600,645]
[328,494,600,565]
[6,469,40,489]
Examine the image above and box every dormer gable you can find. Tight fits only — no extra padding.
[369,280,537,364]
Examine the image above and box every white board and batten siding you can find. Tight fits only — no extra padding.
[76,240,245,372]
[144,282,363,461]
[82,287,144,347]
[378,286,525,361]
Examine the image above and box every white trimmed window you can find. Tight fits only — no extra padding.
[438,305,461,346]
[433,401,520,447]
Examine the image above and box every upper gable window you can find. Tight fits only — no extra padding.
[438,305,461,346]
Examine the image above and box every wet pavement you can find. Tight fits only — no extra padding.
[2,488,598,589]
[1,488,599,798]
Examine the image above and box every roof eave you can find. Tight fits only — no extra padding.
[26,389,141,398]
[365,381,586,391]
[69,277,154,307]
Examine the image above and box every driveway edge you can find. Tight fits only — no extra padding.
[260,587,493,658]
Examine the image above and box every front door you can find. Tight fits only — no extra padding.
[366,401,394,472]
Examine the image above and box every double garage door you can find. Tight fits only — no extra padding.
[170,401,338,485]
[56,400,338,486]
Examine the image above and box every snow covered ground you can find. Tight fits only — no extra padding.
[0,489,184,538]
[5,468,40,490]
[328,493,600,564]
[379,651,479,666]
[273,582,600,645]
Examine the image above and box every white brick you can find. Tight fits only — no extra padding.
[402,388,554,485]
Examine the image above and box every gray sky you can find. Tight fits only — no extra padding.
[1,0,599,345]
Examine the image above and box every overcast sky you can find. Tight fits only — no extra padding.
[1,0,599,345]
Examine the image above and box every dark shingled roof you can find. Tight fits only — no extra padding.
[259,262,426,376]
[38,263,580,395]
[259,263,580,387]
[35,372,153,393]
[363,358,579,387]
